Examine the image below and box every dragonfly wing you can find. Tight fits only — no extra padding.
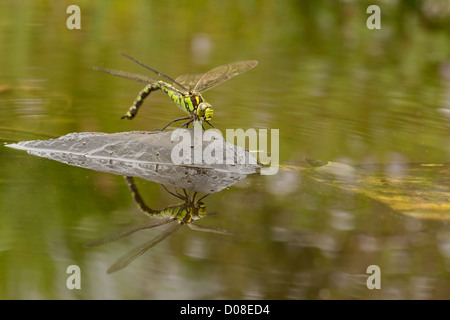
[187,223,239,236]
[175,73,203,91]
[119,53,189,91]
[107,221,182,273]
[93,67,156,84]
[84,219,172,248]
[194,60,258,93]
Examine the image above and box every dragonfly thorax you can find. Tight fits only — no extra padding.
[178,92,213,121]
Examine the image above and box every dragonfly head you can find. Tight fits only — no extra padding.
[197,102,213,121]
[193,202,207,219]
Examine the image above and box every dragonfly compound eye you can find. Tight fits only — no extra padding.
[196,202,207,218]
[198,102,213,121]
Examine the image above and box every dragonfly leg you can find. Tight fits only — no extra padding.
[180,118,194,128]
[121,83,160,120]
[174,187,187,200]
[161,184,187,201]
[160,116,191,131]
[123,176,159,216]
[190,119,208,131]
[204,120,216,129]
[197,193,210,202]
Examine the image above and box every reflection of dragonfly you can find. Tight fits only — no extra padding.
[94,53,258,130]
[85,176,235,273]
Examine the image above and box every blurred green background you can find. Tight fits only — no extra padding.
[0,0,449,299]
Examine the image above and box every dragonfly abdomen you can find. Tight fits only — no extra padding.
[157,82,190,114]
[122,82,161,120]
[121,79,205,121]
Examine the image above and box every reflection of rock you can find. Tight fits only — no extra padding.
[6,130,260,193]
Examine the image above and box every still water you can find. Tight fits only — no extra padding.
[0,1,449,299]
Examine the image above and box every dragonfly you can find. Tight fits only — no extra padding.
[84,176,235,273]
[94,53,258,130]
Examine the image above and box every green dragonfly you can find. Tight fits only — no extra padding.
[94,53,258,130]
[85,176,235,273]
